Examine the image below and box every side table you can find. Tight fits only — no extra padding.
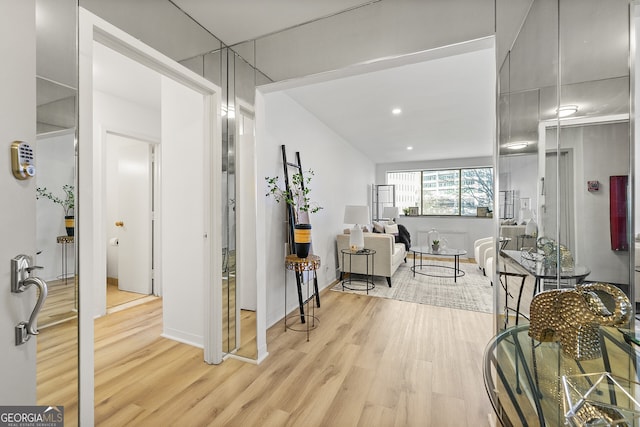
[285,254,320,341]
[340,248,375,294]
[57,235,74,285]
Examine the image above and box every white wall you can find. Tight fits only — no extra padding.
[255,91,375,328]
[160,75,206,347]
[397,216,494,258]
[567,122,630,284]
[36,130,76,282]
[94,90,161,141]
[542,121,630,284]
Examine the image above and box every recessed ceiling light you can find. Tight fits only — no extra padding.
[392,108,402,115]
[505,141,529,150]
[557,105,578,118]
[406,146,413,150]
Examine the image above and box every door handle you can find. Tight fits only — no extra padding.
[19,277,47,337]
[115,221,124,227]
[11,254,49,345]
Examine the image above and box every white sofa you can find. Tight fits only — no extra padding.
[474,237,493,270]
[337,233,407,287]
[474,239,494,274]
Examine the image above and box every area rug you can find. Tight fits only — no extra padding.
[331,260,493,313]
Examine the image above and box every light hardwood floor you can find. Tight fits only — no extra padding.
[39,278,77,327]
[39,281,149,329]
[106,283,149,308]
[39,285,495,426]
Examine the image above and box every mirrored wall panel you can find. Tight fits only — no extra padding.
[496,0,633,333]
[35,0,78,424]
[182,45,270,360]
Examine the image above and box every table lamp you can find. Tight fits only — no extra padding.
[344,205,370,251]
[382,206,400,221]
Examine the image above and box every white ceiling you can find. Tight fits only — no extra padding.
[89,35,495,166]
[172,0,377,46]
[83,3,496,165]
[272,41,496,164]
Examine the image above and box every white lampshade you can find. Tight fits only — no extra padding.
[344,205,370,225]
[344,205,370,250]
[382,206,400,220]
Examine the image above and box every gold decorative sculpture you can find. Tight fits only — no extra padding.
[529,283,631,360]
[572,402,628,426]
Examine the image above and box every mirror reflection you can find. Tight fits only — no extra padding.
[634,4,640,309]
[496,0,632,332]
[35,0,78,423]
[178,41,268,359]
[36,77,77,327]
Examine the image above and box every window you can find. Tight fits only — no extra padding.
[387,167,493,216]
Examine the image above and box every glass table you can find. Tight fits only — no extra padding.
[484,324,640,426]
[501,249,591,295]
[410,246,467,282]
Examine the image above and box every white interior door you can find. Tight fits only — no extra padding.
[114,135,152,295]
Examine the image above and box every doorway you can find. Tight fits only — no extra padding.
[78,9,223,422]
[105,133,156,310]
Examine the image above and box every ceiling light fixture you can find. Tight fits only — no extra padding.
[392,108,402,115]
[406,146,413,150]
[505,141,529,150]
[557,105,578,118]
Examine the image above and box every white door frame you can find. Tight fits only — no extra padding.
[79,8,222,425]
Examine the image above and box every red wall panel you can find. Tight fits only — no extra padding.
[609,175,628,251]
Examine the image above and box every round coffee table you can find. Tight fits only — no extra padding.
[410,246,467,282]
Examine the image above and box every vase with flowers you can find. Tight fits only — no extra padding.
[265,170,322,258]
[36,184,75,236]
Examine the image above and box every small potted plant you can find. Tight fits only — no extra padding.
[431,239,440,253]
[402,207,410,216]
[265,170,322,258]
[36,184,75,236]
